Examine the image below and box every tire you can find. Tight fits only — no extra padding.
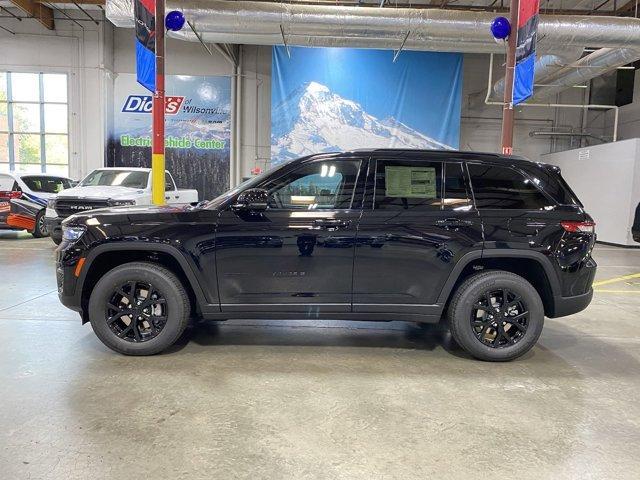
[51,235,62,245]
[447,270,544,362]
[31,210,47,238]
[88,262,190,355]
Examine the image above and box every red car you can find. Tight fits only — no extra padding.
[0,172,73,238]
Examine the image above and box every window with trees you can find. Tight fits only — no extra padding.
[0,72,69,176]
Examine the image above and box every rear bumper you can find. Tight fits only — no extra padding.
[550,289,593,318]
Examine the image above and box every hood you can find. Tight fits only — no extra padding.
[62,203,197,226]
[55,185,146,200]
[26,191,57,201]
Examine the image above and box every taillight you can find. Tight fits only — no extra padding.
[0,191,21,199]
[561,220,595,234]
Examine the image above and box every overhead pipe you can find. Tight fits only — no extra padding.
[492,46,640,103]
[531,47,640,101]
[492,48,584,98]
[106,0,640,107]
[106,1,640,51]
[529,131,609,143]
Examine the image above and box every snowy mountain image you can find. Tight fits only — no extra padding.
[271,82,454,163]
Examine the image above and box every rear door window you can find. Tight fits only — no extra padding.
[468,164,554,210]
[443,162,472,210]
[374,159,443,210]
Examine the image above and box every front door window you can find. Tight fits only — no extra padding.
[263,160,361,210]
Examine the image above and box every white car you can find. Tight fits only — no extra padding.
[0,172,74,238]
[45,167,199,244]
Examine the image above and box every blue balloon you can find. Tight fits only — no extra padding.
[490,16,511,40]
[165,10,185,32]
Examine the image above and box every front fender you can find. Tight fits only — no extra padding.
[74,242,217,316]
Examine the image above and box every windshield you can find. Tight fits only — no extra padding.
[21,176,71,193]
[205,159,296,209]
[80,170,149,189]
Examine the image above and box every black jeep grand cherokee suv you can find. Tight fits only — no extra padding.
[56,150,596,361]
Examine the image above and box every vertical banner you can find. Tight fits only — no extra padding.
[271,47,462,165]
[134,0,156,92]
[108,74,231,200]
[513,0,540,105]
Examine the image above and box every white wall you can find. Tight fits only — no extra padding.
[597,70,640,142]
[0,13,111,180]
[238,45,272,180]
[542,139,640,246]
[461,54,586,159]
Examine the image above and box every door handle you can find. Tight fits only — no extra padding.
[435,218,472,227]
[313,218,351,230]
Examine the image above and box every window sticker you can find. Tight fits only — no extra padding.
[385,166,437,198]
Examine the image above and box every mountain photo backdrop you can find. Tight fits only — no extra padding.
[271,47,463,164]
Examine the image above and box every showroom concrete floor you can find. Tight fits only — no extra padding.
[1,232,639,480]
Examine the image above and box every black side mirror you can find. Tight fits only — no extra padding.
[233,188,269,212]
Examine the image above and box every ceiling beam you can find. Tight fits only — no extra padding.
[615,0,639,14]
[10,0,54,29]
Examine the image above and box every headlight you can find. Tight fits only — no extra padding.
[62,225,86,243]
[109,199,136,207]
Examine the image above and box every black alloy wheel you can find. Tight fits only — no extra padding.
[447,270,544,361]
[471,288,528,348]
[88,262,190,355]
[106,281,168,342]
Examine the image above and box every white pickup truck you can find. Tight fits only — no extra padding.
[45,167,199,244]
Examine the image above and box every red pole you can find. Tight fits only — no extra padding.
[151,0,165,205]
[500,0,520,155]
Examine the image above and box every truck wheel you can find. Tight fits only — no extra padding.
[447,271,544,362]
[31,211,47,238]
[88,262,190,355]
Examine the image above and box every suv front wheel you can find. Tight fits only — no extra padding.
[447,271,544,361]
[88,262,190,355]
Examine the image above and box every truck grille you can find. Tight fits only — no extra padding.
[55,199,110,218]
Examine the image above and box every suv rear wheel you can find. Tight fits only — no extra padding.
[447,271,544,361]
[88,262,190,355]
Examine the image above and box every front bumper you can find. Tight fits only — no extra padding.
[45,216,63,242]
[56,258,80,309]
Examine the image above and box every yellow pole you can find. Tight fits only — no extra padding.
[152,153,165,205]
[151,0,165,205]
